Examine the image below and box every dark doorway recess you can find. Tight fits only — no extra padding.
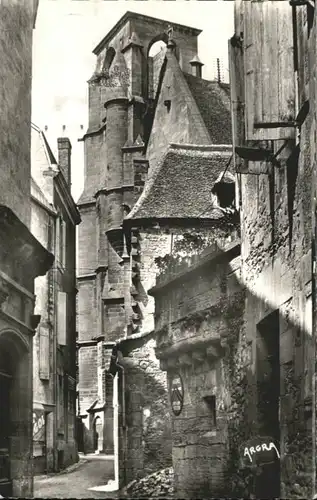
[0,349,13,497]
[255,310,280,499]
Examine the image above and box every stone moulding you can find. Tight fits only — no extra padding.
[149,240,241,292]
[155,289,246,370]
[156,334,223,367]
[0,205,54,279]
[156,290,245,344]
[0,309,35,338]
[92,11,201,56]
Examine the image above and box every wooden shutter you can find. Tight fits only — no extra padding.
[56,216,60,263]
[244,0,295,141]
[62,219,66,267]
[39,325,50,380]
[57,291,67,345]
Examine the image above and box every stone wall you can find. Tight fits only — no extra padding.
[150,242,245,498]
[231,3,316,498]
[0,1,34,228]
[0,0,54,495]
[78,345,98,413]
[119,337,172,485]
[117,227,239,490]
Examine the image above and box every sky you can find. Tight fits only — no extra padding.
[32,0,234,202]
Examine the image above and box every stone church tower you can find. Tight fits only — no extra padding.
[78,11,201,440]
[77,11,232,486]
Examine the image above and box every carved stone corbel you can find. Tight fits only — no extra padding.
[30,314,41,331]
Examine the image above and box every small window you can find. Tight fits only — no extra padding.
[203,395,216,427]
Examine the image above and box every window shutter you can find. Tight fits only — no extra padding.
[244,1,295,141]
[62,220,67,267]
[39,325,50,380]
[57,291,67,346]
[56,217,60,263]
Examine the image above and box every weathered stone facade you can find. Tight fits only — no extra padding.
[31,126,81,474]
[77,10,233,488]
[228,1,316,498]
[141,2,317,498]
[0,0,37,228]
[150,241,243,499]
[0,2,53,497]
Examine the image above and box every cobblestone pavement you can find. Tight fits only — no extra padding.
[34,454,117,498]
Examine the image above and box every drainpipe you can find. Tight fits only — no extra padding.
[109,343,127,488]
[312,193,316,499]
[116,356,126,487]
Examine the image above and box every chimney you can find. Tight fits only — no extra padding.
[189,55,204,78]
[57,137,72,187]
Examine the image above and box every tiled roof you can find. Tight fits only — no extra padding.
[183,73,232,145]
[126,144,234,222]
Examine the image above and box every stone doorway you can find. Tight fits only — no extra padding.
[0,328,32,497]
[92,416,103,453]
[92,417,99,452]
[256,310,280,498]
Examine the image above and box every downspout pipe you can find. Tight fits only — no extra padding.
[312,195,316,499]
[108,343,127,487]
[109,343,126,428]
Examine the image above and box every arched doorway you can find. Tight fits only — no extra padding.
[0,328,31,497]
[92,416,100,452]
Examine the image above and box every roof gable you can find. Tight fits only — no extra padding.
[146,50,211,167]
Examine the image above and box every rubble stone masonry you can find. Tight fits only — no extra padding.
[230,2,316,498]
[151,242,245,498]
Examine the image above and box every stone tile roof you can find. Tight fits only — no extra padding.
[183,73,232,145]
[126,144,234,222]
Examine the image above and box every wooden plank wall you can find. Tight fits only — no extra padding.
[242,0,296,142]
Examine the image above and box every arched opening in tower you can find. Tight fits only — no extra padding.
[148,38,167,100]
[102,47,116,76]
[142,34,169,145]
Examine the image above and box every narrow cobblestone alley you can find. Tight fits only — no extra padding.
[34,455,116,499]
